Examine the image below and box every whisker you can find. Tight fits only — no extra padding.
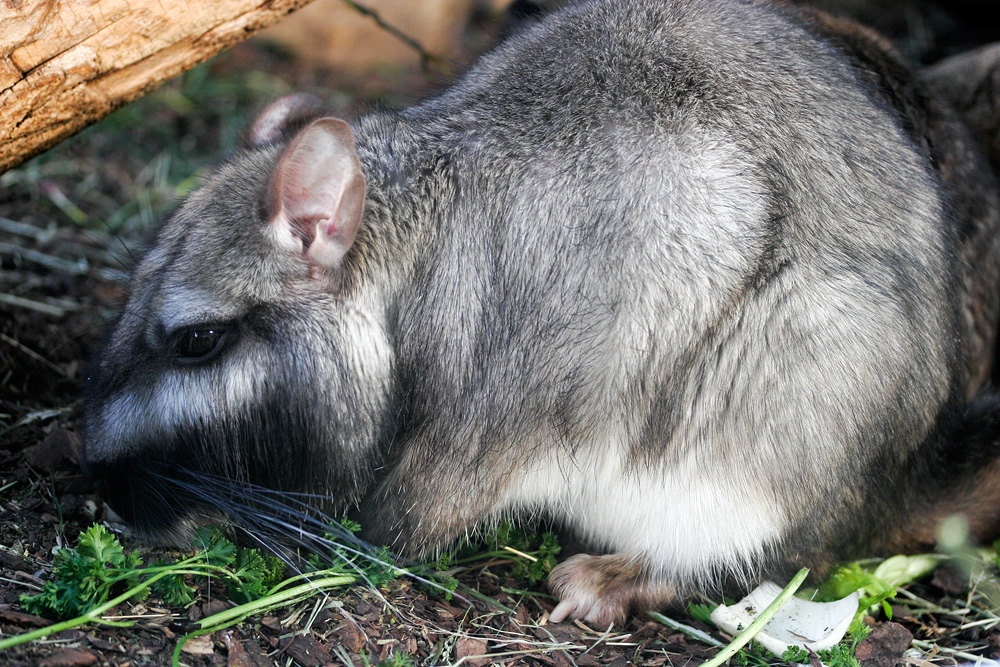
[166,477,396,604]
[149,469,465,601]
[167,470,367,543]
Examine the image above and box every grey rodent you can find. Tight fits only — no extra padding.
[82,0,1000,624]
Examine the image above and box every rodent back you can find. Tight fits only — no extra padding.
[351,0,967,572]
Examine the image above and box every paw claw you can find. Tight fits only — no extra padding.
[549,599,576,624]
[548,553,676,625]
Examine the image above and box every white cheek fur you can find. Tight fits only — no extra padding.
[98,363,262,458]
[94,298,393,462]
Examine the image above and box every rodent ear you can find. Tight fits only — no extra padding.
[249,94,326,147]
[268,118,366,270]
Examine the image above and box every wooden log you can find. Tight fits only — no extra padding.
[0,0,316,174]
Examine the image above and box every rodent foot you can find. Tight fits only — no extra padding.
[548,553,675,626]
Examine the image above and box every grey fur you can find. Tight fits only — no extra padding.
[82,0,1000,624]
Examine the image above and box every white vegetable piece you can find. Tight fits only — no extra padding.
[710,582,859,656]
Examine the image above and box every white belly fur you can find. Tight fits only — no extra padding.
[499,431,786,590]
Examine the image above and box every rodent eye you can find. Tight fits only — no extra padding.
[174,328,227,364]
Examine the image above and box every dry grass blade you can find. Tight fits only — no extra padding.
[0,293,67,317]
[0,333,67,376]
[0,217,57,243]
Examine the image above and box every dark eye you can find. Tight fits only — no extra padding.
[174,328,228,364]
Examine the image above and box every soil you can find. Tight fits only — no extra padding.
[4,2,1000,666]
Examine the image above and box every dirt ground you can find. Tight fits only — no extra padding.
[4,2,1000,666]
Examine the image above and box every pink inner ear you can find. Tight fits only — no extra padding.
[269,118,366,269]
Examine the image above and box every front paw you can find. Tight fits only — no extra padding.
[548,553,674,626]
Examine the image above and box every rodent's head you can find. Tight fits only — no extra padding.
[81,100,395,544]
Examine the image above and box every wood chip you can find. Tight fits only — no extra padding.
[552,651,576,667]
[259,616,282,633]
[23,429,81,471]
[284,635,332,667]
[221,631,271,667]
[201,599,230,617]
[455,636,489,667]
[333,620,367,653]
[0,550,32,572]
[85,635,122,652]
[38,649,98,667]
[514,604,532,626]
[0,608,51,627]
[240,636,274,667]
[181,634,216,656]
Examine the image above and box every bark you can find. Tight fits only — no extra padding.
[0,0,316,174]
